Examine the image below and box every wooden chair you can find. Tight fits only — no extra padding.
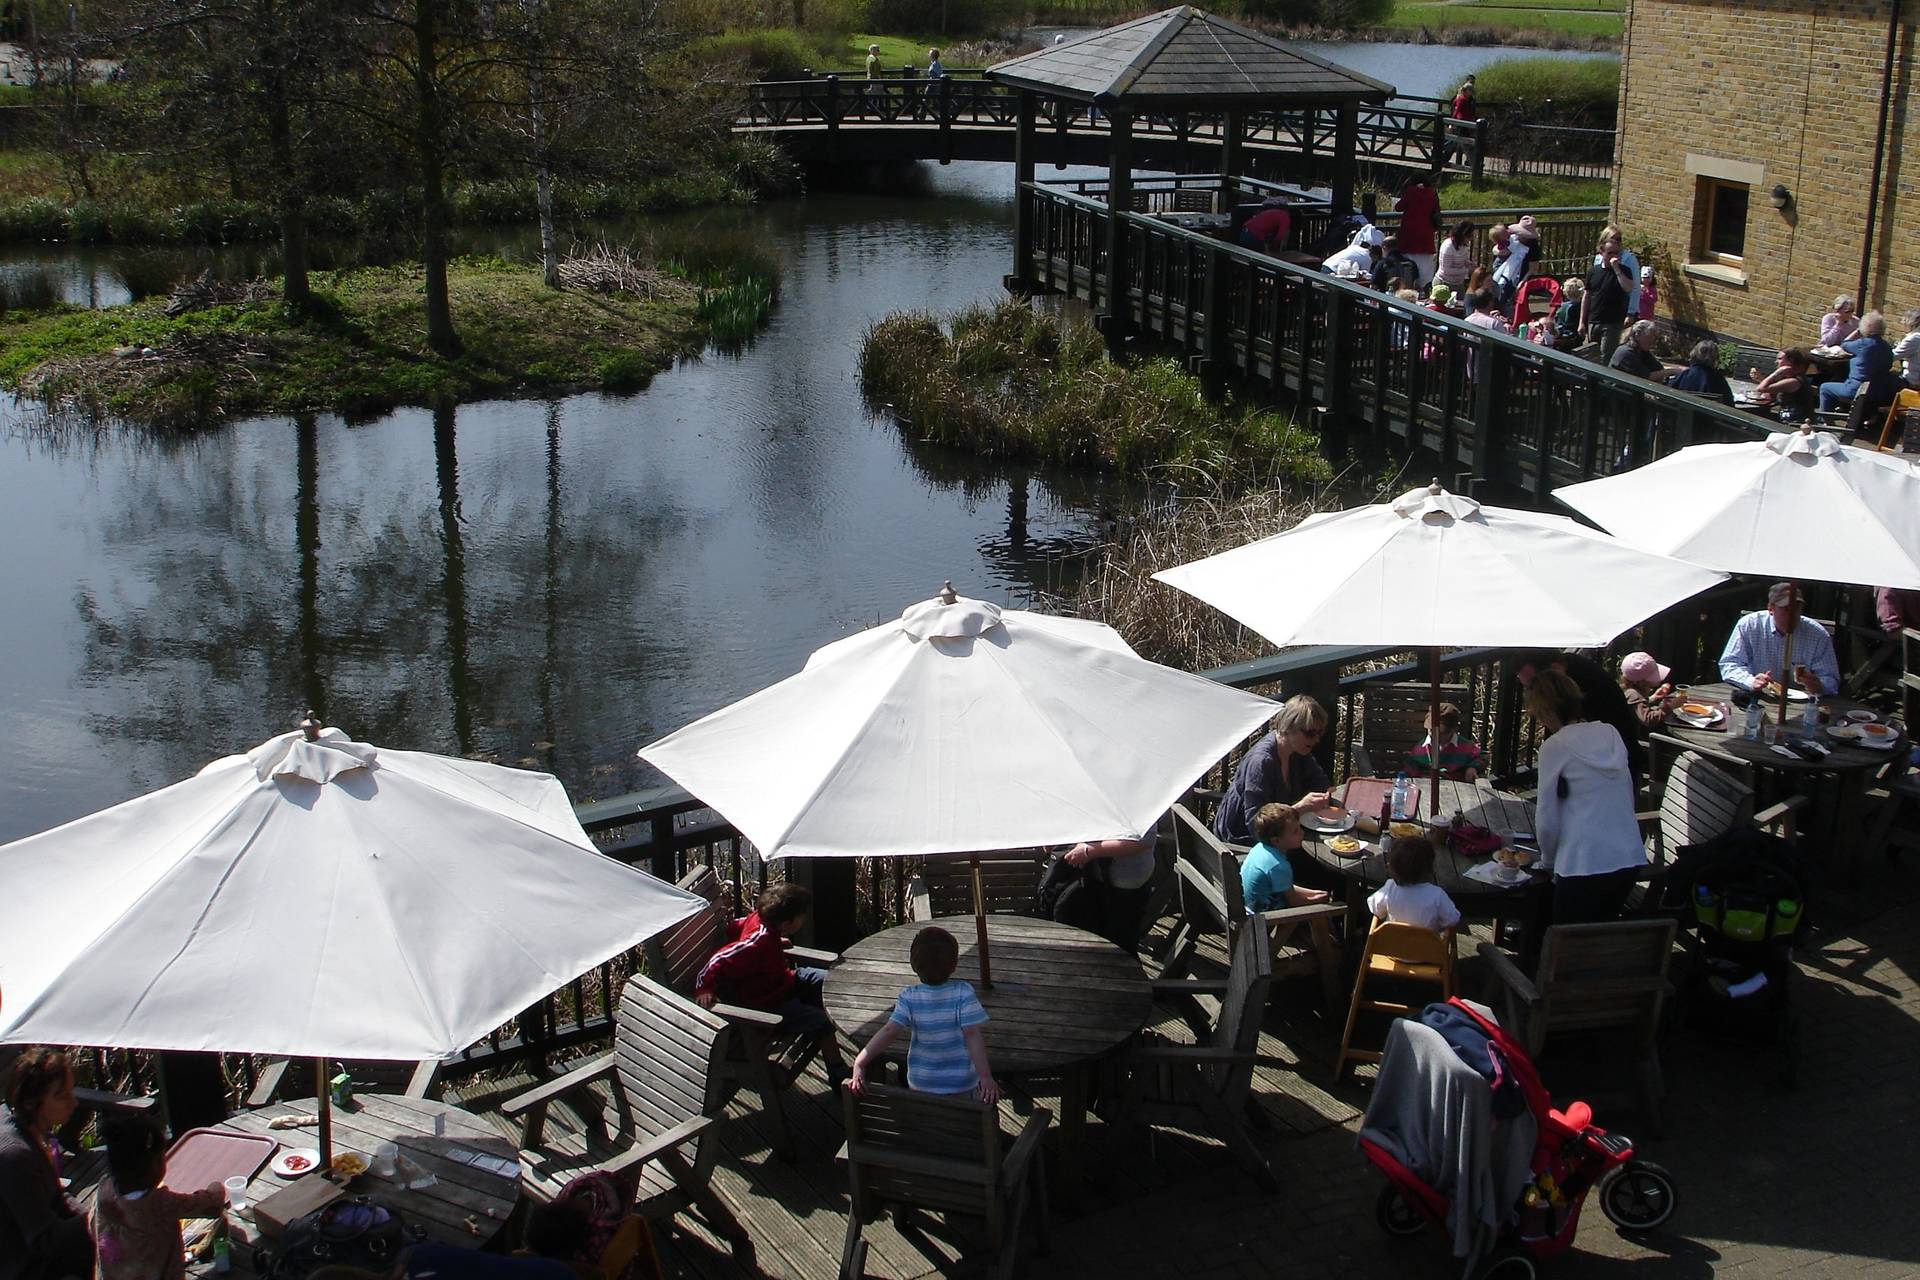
[1121,918,1278,1191]
[909,853,1049,921]
[1863,628,1920,857]
[1160,806,1343,1017]
[1171,188,1214,213]
[1638,734,1803,870]
[246,1058,438,1109]
[838,1083,1050,1280]
[502,974,733,1239]
[1874,386,1920,451]
[1352,680,1469,778]
[642,865,840,1161]
[1333,921,1455,1078]
[1475,919,1677,1132]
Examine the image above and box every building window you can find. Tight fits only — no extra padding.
[1692,177,1749,264]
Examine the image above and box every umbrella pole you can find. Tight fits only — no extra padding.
[1779,621,1795,729]
[314,1057,332,1168]
[971,856,992,990]
[1428,647,1443,822]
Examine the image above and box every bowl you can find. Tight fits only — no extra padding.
[1388,821,1424,840]
[1859,722,1897,739]
[1848,709,1879,723]
[330,1152,369,1179]
[1494,847,1536,869]
[1328,835,1365,856]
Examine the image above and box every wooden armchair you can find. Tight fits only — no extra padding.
[1475,919,1677,1133]
[909,853,1049,922]
[642,865,839,1161]
[1352,680,1468,778]
[1121,918,1278,1191]
[838,1083,1050,1280]
[1638,734,1804,870]
[1161,805,1343,1018]
[502,974,733,1239]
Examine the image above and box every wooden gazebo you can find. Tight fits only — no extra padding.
[987,7,1392,341]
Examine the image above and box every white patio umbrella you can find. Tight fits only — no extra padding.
[639,584,1279,982]
[1555,426,1920,719]
[0,722,706,1163]
[1152,482,1728,811]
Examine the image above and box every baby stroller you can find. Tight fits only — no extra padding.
[1654,824,1809,1086]
[1359,999,1677,1279]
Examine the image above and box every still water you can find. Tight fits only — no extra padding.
[0,162,1138,842]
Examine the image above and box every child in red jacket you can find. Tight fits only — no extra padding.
[694,883,849,1083]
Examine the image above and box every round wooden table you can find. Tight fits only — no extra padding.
[1299,779,1550,948]
[824,914,1151,1198]
[214,1094,521,1273]
[1656,680,1907,869]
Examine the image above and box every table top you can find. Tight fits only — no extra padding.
[218,1094,519,1264]
[1658,681,1907,774]
[1154,209,1229,228]
[823,914,1152,1078]
[1302,779,1543,903]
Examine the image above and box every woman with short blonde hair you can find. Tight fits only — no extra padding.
[1212,695,1334,846]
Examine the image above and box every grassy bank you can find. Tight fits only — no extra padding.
[1375,1,1621,44]
[0,255,772,429]
[860,299,1331,481]
[1440,174,1612,209]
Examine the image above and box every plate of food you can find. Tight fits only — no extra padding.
[1388,821,1425,841]
[1672,702,1725,727]
[271,1148,321,1178]
[1828,722,1863,741]
[1301,804,1356,835]
[330,1152,369,1179]
[1856,721,1901,747]
[1327,834,1366,857]
[1492,864,1532,886]
[1811,344,1848,358]
[1847,708,1880,724]
[1493,846,1536,870]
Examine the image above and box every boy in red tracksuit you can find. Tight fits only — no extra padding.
[694,882,849,1084]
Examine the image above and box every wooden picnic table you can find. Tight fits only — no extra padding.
[213,1094,521,1272]
[823,914,1151,1201]
[1658,680,1907,869]
[1299,778,1550,946]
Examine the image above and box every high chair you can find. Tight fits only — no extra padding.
[1876,387,1920,451]
[1334,920,1455,1078]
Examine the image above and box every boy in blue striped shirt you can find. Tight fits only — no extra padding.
[847,926,1000,1101]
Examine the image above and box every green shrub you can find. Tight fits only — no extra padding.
[690,30,827,80]
[0,196,69,240]
[596,350,659,390]
[1238,0,1392,26]
[1471,55,1619,126]
[863,0,1020,36]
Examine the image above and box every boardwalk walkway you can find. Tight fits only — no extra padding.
[442,856,1920,1279]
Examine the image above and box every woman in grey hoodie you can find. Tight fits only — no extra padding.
[1525,670,1646,925]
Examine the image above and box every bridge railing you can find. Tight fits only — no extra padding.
[741,75,1516,177]
[1023,179,1766,502]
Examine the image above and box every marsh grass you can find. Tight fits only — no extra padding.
[861,299,1332,480]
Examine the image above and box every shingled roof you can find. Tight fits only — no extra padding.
[987,6,1393,108]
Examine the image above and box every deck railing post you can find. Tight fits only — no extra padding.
[1470,118,1488,185]
[1470,335,1509,485]
[938,76,953,163]
[1009,90,1036,294]
[1100,109,1135,356]
[1332,102,1359,214]
[1321,283,1352,439]
[1195,241,1230,392]
[823,75,840,164]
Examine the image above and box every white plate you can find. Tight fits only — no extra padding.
[1828,723,1863,741]
[1302,808,1357,835]
[1672,705,1725,728]
[1847,709,1880,724]
[1812,345,1848,358]
[1855,724,1901,748]
[271,1148,321,1178]
[1491,865,1532,886]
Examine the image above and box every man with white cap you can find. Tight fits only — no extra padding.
[1718,583,1840,697]
[1619,650,1678,731]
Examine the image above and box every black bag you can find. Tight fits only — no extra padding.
[1037,852,1106,931]
[268,1194,411,1279]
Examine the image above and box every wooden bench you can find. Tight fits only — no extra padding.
[909,853,1049,922]
[643,866,839,1161]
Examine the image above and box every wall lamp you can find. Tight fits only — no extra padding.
[1771,184,1792,210]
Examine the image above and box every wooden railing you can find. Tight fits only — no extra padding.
[738,72,1546,180]
[1022,175,1763,499]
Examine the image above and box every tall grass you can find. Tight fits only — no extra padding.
[860,299,1332,481]
[1470,55,1620,123]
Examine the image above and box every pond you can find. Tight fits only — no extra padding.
[0,162,1145,842]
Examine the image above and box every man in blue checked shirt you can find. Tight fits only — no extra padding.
[1718,582,1840,696]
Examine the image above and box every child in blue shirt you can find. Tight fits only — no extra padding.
[1241,802,1333,913]
[847,925,1000,1101]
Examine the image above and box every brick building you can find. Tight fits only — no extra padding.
[1612,0,1915,350]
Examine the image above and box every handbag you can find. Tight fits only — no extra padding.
[266,1194,411,1279]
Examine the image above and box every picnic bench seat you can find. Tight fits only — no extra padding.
[643,866,839,1160]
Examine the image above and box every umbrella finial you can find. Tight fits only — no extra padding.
[1429,477,1442,492]
[298,710,322,741]
[936,580,958,605]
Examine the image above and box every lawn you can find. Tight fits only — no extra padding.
[1440,174,1612,210]
[1378,1,1623,40]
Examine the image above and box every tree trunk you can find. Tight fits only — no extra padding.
[263,22,310,312]
[530,63,558,289]
[413,0,460,356]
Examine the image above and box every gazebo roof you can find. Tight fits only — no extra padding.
[986,6,1394,108]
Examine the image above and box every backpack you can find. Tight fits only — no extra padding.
[1037,852,1106,931]
[267,1195,411,1279]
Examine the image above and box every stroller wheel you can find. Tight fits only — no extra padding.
[1599,1160,1678,1232]
[1374,1185,1426,1237]
[1476,1249,1538,1280]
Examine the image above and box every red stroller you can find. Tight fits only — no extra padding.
[1358,999,1677,1280]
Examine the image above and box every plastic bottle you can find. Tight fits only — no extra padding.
[1743,695,1763,741]
[212,1225,232,1275]
[1802,693,1820,739]
[1391,771,1411,821]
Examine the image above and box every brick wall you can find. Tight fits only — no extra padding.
[1613,0,1919,349]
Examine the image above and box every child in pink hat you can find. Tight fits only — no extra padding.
[1619,651,1677,730]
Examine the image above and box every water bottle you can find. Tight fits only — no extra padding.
[1802,693,1820,739]
[1391,770,1411,821]
[212,1225,231,1275]
[1743,696,1763,741]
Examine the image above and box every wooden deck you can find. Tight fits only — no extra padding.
[443,922,1379,1280]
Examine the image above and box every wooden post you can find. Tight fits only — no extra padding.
[938,76,953,164]
[1102,108,1135,356]
[1428,648,1444,820]
[823,75,840,165]
[1470,118,1488,185]
[1333,102,1359,214]
[1010,90,1036,293]
[1220,109,1244,209]
[970,857,993,989]
[790,859,859,952]
[1322,285,1353,437]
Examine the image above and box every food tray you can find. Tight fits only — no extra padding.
[1341,777,1420,823]
[165,1128,276,1195]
